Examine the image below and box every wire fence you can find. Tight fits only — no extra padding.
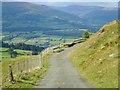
[12,58,41,75]
[8,47,53,82]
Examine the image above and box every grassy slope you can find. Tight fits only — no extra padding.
[2,52,52,88]
[1,48,52,88]
[2,55,39,88]
[68,20,119,88]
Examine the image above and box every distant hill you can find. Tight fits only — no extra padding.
[3,2,91,32]
[55,5,102,16]
[68,20,119,88]
[55,5,118,31]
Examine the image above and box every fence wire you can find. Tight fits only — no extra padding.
[9,47,53,79]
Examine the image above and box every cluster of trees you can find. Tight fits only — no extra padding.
[8,48,39,58]
[1,41,45,52]
[82,31,90,39]
[32,51,38,55]
[8,48,18,58]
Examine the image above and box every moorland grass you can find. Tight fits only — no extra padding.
[68,20,118,88]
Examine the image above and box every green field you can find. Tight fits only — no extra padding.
[1,48,33,61]
[11,38,26,43]
[25,38,48,45]
[2,31,80,47]
[0,36,5,40]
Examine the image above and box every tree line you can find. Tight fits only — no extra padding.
[1,41,45,52]
[1,41,45,58]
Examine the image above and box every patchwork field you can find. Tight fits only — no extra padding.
[0,47,32,61]
[2,31,76,47]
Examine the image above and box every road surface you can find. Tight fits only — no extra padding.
[36,45,94,88]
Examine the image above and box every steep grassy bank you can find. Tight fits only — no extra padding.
[68,20,119,88]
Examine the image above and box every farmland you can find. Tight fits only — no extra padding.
[2,31,80,47]
[1,47,32,61]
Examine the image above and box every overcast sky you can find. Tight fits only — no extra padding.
[2,0,119,2]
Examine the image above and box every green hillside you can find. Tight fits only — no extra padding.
[56,5,117,32]
[2,2,90,32]
[68,20,119,88]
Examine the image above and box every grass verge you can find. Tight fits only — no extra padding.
[2,52,52,88]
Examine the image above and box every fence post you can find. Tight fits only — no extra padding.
[27,60,29,72]
[23,61,25,73]
[40,53,43,68]
[20,62,22,73]
[32,60,34,69]
[29,60,31,71]
[21,61,24,73]
[23,60,26,72]
[30,59,33,70]
[46,49,47,54]
[38,59,39,67]
[17,62,20,74]
[9,64,14,82]
[39,57,41,68]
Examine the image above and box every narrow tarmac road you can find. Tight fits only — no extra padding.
[36,45,93,88]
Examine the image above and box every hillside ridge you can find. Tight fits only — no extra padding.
[68,20,118,88]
